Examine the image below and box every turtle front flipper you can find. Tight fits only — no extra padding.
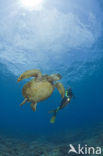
[17,69,42,82]
[30,103,37,112]
[55,82,65,98]
[20,98,27,106]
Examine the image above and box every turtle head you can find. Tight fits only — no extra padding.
[47,73,62,82]
[55,73,62,80]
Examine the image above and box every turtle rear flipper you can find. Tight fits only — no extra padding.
[17,69,42,82]
[30,103,37,112]
[55,82,65,98]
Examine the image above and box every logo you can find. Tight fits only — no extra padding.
[68,144,102,155]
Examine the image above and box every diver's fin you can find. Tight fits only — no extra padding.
[48,108,60,124]
[20,98,27,106]
[30,102,37,112]
[55,82,65,98]
[17,69,42,82]
[50,115,56,124]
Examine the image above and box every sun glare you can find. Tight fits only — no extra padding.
[20,0,43,11]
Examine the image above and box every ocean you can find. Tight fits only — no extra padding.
[0,0,103,155]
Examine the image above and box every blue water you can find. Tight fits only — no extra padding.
[0,0,103,140]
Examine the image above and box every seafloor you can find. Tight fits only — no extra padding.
[0,123,103,156]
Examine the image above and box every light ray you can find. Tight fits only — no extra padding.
[19,0,43,11]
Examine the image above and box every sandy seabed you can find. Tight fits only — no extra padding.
[0,123,103,156]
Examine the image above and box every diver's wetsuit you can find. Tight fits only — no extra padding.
[59,87,73,110]
[49,88,73,123]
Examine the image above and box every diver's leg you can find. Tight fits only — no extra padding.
[17,69,42,82]
[55,82,65,98]
[30,102,37,112]
[20,98,27,106]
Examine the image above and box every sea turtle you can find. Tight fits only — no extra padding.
[17,69,65,112]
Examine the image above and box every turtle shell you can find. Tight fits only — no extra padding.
[22,79,54,103]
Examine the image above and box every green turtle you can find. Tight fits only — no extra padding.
[17,69,65,112]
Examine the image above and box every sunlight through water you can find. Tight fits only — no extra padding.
[19,0,43,10]
[0,0,102,83]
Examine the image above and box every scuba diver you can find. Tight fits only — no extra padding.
[48,87,73,124]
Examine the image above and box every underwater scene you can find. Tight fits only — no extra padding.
[0,0,103,155]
